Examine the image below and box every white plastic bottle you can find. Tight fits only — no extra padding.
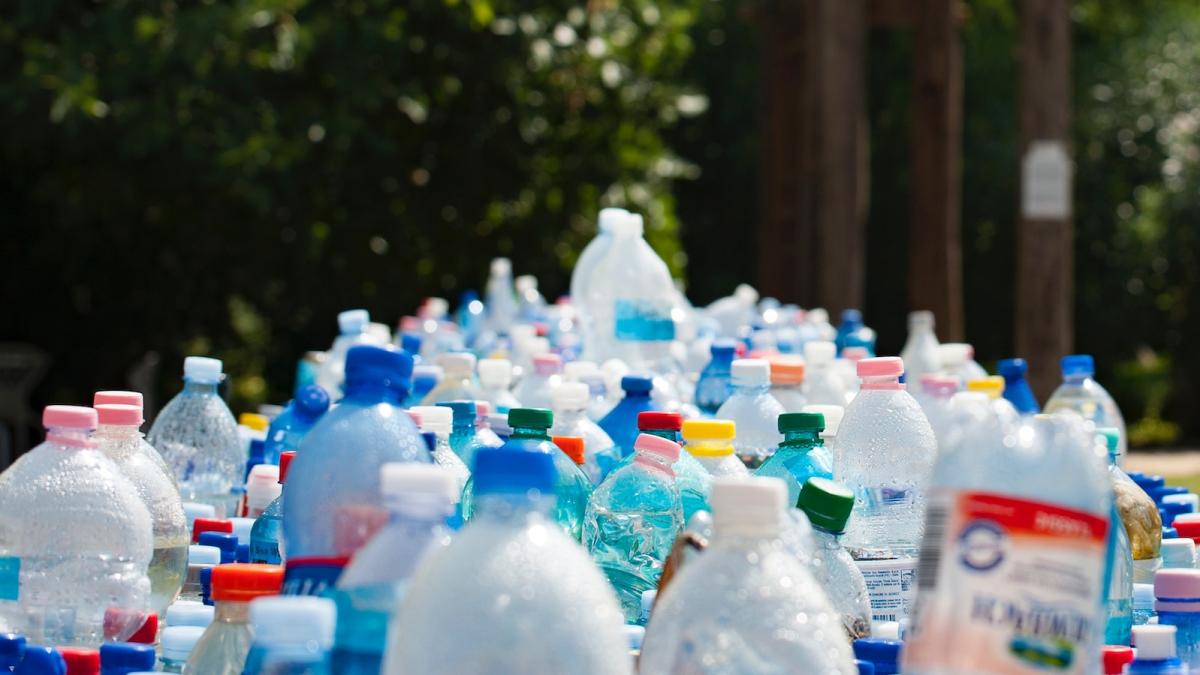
[315,309,374,397]
[571,208,628,313]
[803,341,850,407]
[900,311,941,391]
[421,352,483,405]
[714,359,785,468]
[485,257,519,336]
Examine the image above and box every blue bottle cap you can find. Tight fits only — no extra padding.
[438,400,476,425]
[1151,486,1189,505]
[248,439,265,463]
[421,432,438,453]
[1164,526,1179,539]
[841,309,863,325]
[856,660,876,675]
[344,345,414,395]
[0,633,24,667]
[472,445,556,495]
[710,339,737,357]
[1161,502,1194,527]
[997,358,1027,379]
[14,645,65,675]
[400,332,423,356]
[198,532,238,564]
[1060,354,1095,378]
[100,642,156,671]
[236,543,250,563]
[853,638,902,674]
[293,385,331,420]
[200,566,214,605]
[621,375,653,394]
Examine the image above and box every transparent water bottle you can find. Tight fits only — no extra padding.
[186,564,283,675]
[384,447,629,675]
[938,343,988,385]
[804,341,850,407]
[315,309,374,398]
[694,339,736,415]
[965,376,1021,424]
[158,625,204,672]
[550,382,617,485]
[261,385,329,465]
[249,452,293,565]
[484,257,519,336]
[768,356,807,412]
[477,358,521,412]
[681,419,749,479]
[797,478,873,639]
[1045,354,1128,463]
[332,464,455,672]
[0,406,153,645]
[408,407,470,494]
[583,433,684,623]
[283,346,431,595]
[94,403,189,619]
[92,391,171,476]
[148,357,243,516]
[911,375,959,446]
[714,359,785,468]
[755,412,834,506]
[421,352,483,405]
[513,354,563,411]
[571,208,628,336]
[640,476,857,673]
[899,311,940,391]
[434,401,489,468]
[471,401,506,449]
[243,596,334,675]
[834,357,936,625]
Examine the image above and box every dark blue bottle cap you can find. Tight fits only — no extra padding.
[438,400,476,425]
[344,345,413,396]
[856,660,876,675]
[841,308,863,325]
[997,358,1027,379]
[1164,526,1179,539]
[400,332,423,356]
[422,432,438,453]
[99,642,156,671]
[198,532,238,564]
[621,375,653,394]
[236,543,250,563]
[200,566,214,605]
[293,385,331,420]
[0,633,25,667]
[14,645,65,675]
[1060,354,1094,377]
[853,638,902,674]
[248,439,265,463]
[472,445,556,495]
[710,339,737,357]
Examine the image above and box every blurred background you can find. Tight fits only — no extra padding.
[2,0,1198,456]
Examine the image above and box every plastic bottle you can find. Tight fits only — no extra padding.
[1128,625,1189,674]
[244,464,280,521]
[938,343,988,386]
[384,447,629,675]
[477,358,521,412]
[755,412,834,505]
[180,545,220,603]
[283,346,431,595]
[315,309,374,398]
[965,377,1021,425]
[681,419,749,479]
[694,339,736,416]
[571,208,627,333]
[902,407,1112,673]
[93,403,189,619]
[148,357,243,516]
[185,564,283,675]
[261,386,329,465]
[640,476,857,673]
[408,407,470,495]
[714,359,785,468]
[836,309,877,356]
[484,258,519,336]
[1045,354,1129,463]
[900,311,941,391]
[797,478,873,639]
[513,354,563,411]
[406,364,441,407]
[1135,583,1157,626]
[248,452,293,565]
[598,375,660,460]
[583,433,684,622]
[997,358,1040,415]
[515,275,547,323]
[1099,427,1163,593]
[158,625,205,672]
[243,596,334,675]
[550,382,618,484]
[98,643,154,675]
[0,406,153,645]
[768,355,807,412]
[804,341,850,407]
[911,375,959,445]
[92,392,171,475]
[834,357,936,625]
[431,401,484,469]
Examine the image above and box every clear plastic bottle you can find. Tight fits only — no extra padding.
[185,564,283,675]
[911,375,959,446]
[583,433,684,622]
[899,311,941,391]
[260,385,329,465]
[405,364,441,407]
[243,596,334,675]
[515,275,548,323]
[997,357,1041,415]
[796,478,873,639]
[283,346,431,595]
[513,354,563,411]
[0,406,153,645]
[598,375,660,463]
[92,391,171,476]
[433,401,487,468]
[484,257,519,336]
[550,382,617,484]
[1127,625,1189,674]
[249,452,293,565]
[384,447,629,675]
[471,401,506,450]
[572,208,627,336]
[1135,583,1157,626]
[165,600,214,628]
[1045,354,1129,463]
[640,476,857,673]
[965,376,1021,424]
[681,419,749,479]
[938,343,988,385]
[768,355,807,413]
[694,339,736,416]
[408,407,470,495]
[159,625,205,672]
[834,357,936,625]
[803,341,850,407]
[315,309,374,398]
[148,357,243,516]
[94,403,189,619]
[755,412,834,505]
[420,352,483,405]
[477,358,521,413]
[180,545,219,602]
[714,359,785,468]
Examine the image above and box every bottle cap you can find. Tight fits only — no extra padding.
[245,465,282,512]
[1156,568,1200,612]
[563,361,599,381]
[840,308,863,326]
[638,411,683,432]
[681,419,736,442]
[710,339,737,358]
[804,341,836,366]
[292,385,331,420]
[42,405,97,431]
[198,533,238,564]
[279,451,296,484]
[344,345,413,395]
[919,375,960,398]
[239,413,269,432]
[532,354,563,376]
[191,518,232,544]
[411,406,452,436]
[436,400,476,427]
[182,503,215,529]
[159,625,206,661]
[472,446,556,495]
[94,404,142,427]
[58,648,98,675]
[801,404,844,437]
[99,643,155,671]
[858,356,903,379]
[437,352,476,376]
[966,376,1005,400]
[1162,538,1197,568]
[551,382,589,410]
[0,634,24,666]
[164,601,214,628]
[853,638,902,670]
[996,358,1028,380]
[507,408,553,430]
[767,356,804,385]
[421,432,437,454]
[400,332,422,355]
[380,463,459,507]
[183,356,223,384]
[478,358,514,387]
[937,344,970,368]
[710,477,787,537]
[597,207,628,232]
[250,596,336,650]
[14,645,65,675]
[552,436,586,465]
[490,257,511,276]
[338,309,370,334]
[908,310,934,328]
[613,212,644,237]
[1102,645,1134,674]
[210,563,284,602]
[620,375,653,393]
[779,412,824,434]
[93,391,143,415]
[731,359,770,386]
[229,518,255,548]
[1060,354,1095,378]
[634,433,681,463]
[797,478,854,533]
[1132,625,1177,660]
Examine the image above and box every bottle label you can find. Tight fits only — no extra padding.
[903,490,1108,673]
[283,556,349,596]
[0,557,18,600]
[614,299,675,341]
[249,541,281,565]
[855,557,917,623]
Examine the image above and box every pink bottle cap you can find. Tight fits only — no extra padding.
[843,347,870,362]
[94,391,143,411]
[634,432,681,463]
[920,374,960,398]
[406,410,423,427]
[95,404,143,427]
[43,405,98,430]
[858,357,904,390]
[533,354,562,376]
[1155,568,1200,612]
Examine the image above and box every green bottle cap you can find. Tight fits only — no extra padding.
[507,407,554,430]
[796,477,854,533]
[778,412,824,434]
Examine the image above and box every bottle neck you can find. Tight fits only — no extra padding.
[183,379,220,395]
[94,424,141,455]
[860,376,902,391]
[451,420,476,435]
[45,426,95,449]
[733,382,770,395]
[623,391,651,402]
[342,381,405,405]
[215,600,251,623]
[387,501,453,525]
[641,429,679,443]
[510,426,551,441]
[778,430,821,450]
[1064,373,1091,385]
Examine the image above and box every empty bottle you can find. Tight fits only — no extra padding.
[434,401,487,468]
[714,359,785,468]
[249,452,293,565]
[406,364,441,407]
[0,406,153,645]
[409,407,470,494]
[900,311,941,391]
[471,401,506,449]
[834,357,936,625]
[911,375,960,446]
[92,391,171,475]
[804,341,850,407]
[583,433,684,622]
[681,419,749,479]
[283,346,431,595]
[997,358,1040,415]
[550,382,617,484]
[694,339,736,415]
[421,352,483,405]
[315,309,374,398]
[797,478,873,639]
[1129,625,1189,674]
[965,376,1021,423]
[484,257,519,336]
[571,208,628,337]
[477,358,521,412]
[755,412,834,505]
[598,375,660,461]
[768,356,807,412]
[261,385,329,465]
[640,476,857,673]
[243,596,335,675]
[384,447,629,675]
[186,564,283,675]
[244,464,280,520]
[513,354,563,411]
[98,643,154,675]
[148,357,243,516]
[1045,354,1128,463]
[938,343,988,385]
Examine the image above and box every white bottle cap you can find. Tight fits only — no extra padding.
[528,337,551,357]
[338,309,370,335]
[188,545,220,566]
[380,462,460,514]
[640,589,657,623]
[1134,583,1157,609]
[515,275,537,293]
[612,212,644,237]
[1132,624,1177,659]
[160,625,206,661]
[731,359,770,387]
[491,258,512,276]
[807,308,830,325]
[1163,537,1197,568]
[564,361,599,381]
[710,476,787,538]
[183,357,223,384]
[939,343,971,368]
[734,284,759,304]
[165,601,214,628]
[624,625,645,651]
[182,502,215,528]
[801,404,844,438]
[409,406,452,436]
[245,465,282,514]
[552,382,589,410]
[425,297,449,319]
[873,621,901,640]
[597,207,628,233]
[413,364,443,384]
[437,352,476,376]
[478,358,513,387]
[250,596,336,650]
[803,341,836,366]
[229,517,257,546]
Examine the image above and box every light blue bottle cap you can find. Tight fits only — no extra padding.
[165,601,214,628]
[183,356,223,384]
[229,518,256,545]
[250,596,336,650]
[160,625,205,661]
[182,502,216,528]
[188,544,220,566]
[1162,538,1196,568]
[338,309,370,334]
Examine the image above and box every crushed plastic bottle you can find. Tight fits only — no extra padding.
[714,359,785,468]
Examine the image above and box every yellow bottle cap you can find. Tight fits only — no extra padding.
[966,376,1005,400]
[682,419,736,457]
[239,412,269,432]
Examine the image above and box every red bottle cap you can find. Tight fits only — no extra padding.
[1173,515,1200,544]
[192,517,233,544]
[637,411,682,432]
[59,647,99,675]
[279,451,296,484]
[1102,645,1134,674]
[127,612,158,644]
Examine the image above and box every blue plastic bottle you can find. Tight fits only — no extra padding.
[583,432,684,622]
[249,451,293,565]
[1128,625,1189,674]
[399,332,422,361]
[0,633,23,672]
[98,643,155,675]
[835,309,876,356]
[13,645,64,675]
[996,358,1040,415]
[694,340,736,416]
[754,412,834,505]
[1155,569,1200,670]
[599,375,660,460]
[243,596,335,675]
[283,345,432,595]
[262,386,329,465]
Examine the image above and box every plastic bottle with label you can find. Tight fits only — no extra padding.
[714,359,785,468]
[804,341,850,407]
[694,339,736,416]
[598,375,661,462]
[550,382,618,485]
[314,309,375,398]
[755,412,834,505]
[997,358,1041,415]
[1045,354,1129,463]
[185,564,283,675]
[242,596,334,675]
[477,358,521,413]
[261,385,329,465]
[1128,625,1189,674]
[900,311,941,391]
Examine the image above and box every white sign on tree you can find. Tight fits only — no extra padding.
[1021,141,1073,220]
